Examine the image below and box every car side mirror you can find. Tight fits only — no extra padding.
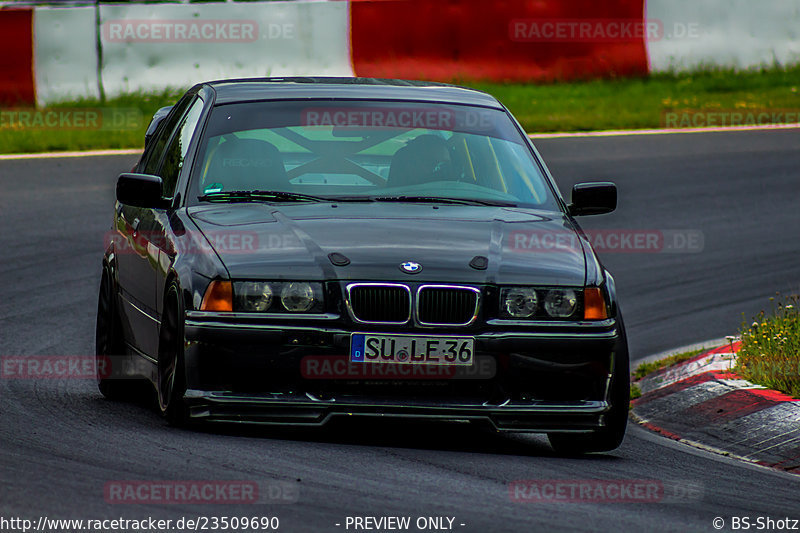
[569,182,617,216]
[116,173,168,208]
[144,105,172,145]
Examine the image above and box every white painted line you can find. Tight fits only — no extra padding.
[749,433,800,457]
[628,422,799,480]
[731,403,800,449]
[631,404,800,479]
[528,123,800,139]
[0,148,142,161]
[676,438,738,460]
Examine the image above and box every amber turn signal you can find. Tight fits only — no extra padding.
[583,287,608,320]
[201,280,233,312]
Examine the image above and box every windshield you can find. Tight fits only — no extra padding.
[188,100,559,210]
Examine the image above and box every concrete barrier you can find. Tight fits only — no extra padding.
[34,6,100,103]
[646,0,800,72]
[98,1,352,98]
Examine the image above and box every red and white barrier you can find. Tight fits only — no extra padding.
[1,0,798,106]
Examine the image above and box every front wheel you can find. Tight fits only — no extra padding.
[548,316,630,454]
[157,283,189,426]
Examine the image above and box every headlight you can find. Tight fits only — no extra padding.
[281,282,318,312]
[501,287,538,318]
[234,281,273,312]
[231,281,323,313]
[498,286,584,320]
[544,289,578,318]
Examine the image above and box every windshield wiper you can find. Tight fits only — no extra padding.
[198,190,327,203]
[198,191,514,206]
[373,195,515,206]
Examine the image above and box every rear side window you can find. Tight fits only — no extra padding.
[141,95,194,176]
[159,98,205,197]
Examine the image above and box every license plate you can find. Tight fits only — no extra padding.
[350,333,474,365]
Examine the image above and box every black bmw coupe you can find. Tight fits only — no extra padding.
[96,77,629,453]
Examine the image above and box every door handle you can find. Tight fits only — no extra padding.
[132,218,141,233]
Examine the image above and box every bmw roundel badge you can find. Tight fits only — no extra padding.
[399,261,422,274]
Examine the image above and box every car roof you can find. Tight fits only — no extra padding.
[204,77,504,109]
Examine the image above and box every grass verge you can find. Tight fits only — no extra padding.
[632,348,705,381]
[0,89,184,155]
[2,67,799,154]
[735,295,800,399]
[630,347,705,401]
[630,383,641,402]
[468,66,800,132]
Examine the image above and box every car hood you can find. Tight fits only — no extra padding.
[187,203,588,285]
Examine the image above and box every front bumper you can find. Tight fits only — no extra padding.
[184,391,609,432]
[182,312,620,431]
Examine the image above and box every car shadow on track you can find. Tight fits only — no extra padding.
[195,418,625,462]
[94,391,625,461]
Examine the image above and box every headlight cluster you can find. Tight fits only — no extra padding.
[500,287,580,319]
[233,281,324,313]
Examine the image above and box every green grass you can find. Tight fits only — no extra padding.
[633,348,705,380]
[735,294,800,399]
[630,347,705,402]
[2,66,800,154]
[468,66,800,132]
[0,89,184,154]
[630,383,641,402]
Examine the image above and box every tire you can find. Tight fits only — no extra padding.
[157,283,189,426]
[548,315,630,454]
[95,267,136,399]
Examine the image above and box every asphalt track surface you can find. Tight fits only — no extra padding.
[1,129,799,532]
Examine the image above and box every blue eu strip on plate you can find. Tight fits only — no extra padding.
[350,334,366,362]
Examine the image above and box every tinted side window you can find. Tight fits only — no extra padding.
[141,95,193,175]
[159,98,205,197]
